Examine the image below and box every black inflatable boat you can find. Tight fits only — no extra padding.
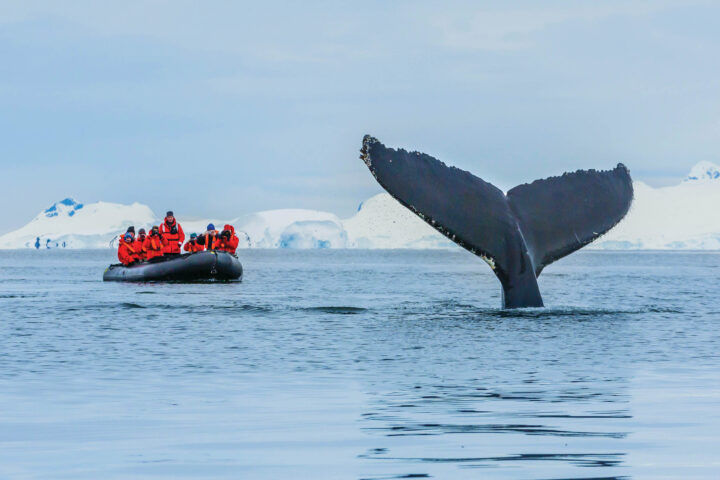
[103,251,243,282]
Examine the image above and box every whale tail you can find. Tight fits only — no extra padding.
[360,135,633,308]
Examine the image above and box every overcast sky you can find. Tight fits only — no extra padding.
[1,1,719,233]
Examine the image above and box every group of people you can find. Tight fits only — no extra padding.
[117,211,240,266]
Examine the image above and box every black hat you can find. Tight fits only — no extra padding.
[166,211,174,217]
[126,226,135,233]
[138,228,146,234]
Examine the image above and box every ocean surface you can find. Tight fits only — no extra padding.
[0,249,719,480]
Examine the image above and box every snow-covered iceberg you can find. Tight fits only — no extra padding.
[344,194,453,249]
[237,209,346,248]
[684,161,720,182]
[592,162,720,250]
[3,161,720,250]
[0,202,350,250]
[0,198,156,249]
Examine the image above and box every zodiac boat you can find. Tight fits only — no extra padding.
[103,250,243,282]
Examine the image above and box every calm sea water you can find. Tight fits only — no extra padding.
[0,249,719,479]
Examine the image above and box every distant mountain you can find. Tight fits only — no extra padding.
[2,162,720,250]
[231,209,346,249]
[0,199,352,250]
[0,198,155,249]
[344,194,453,249]
[594,161,720,249]
[684,160,720,182]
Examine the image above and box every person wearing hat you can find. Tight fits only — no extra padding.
[117,232,141,266]
[134,228,148,261]
[143,225,166,261]
[159,210,185,255]
[183,232,204,253]
[196,223,220,251]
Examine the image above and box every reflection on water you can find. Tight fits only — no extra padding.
[353,297,635,479]
[1,249,719,479]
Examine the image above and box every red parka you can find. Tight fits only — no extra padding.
[159,217,185,254]
[118,238,141,265]
[143,234,166,260]
[184,240,204,253]
[133,235,146,261]
[215,224,240,254]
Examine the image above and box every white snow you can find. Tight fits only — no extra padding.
[593,163,720,249]
[684,160,720,182]
[279,220,347,249]
[236,209,346,248]
[343,194,454,249]
[4,161,720,250]
[0,198,156,249]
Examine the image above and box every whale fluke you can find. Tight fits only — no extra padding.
[360,135,633,308]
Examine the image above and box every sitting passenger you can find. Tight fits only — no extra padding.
[134,228,147,261]
[118,233,141,266]
[215,224,240,254]
[183,233,204,253]
[159,210,185,255]
[196,223,221,251]
[143,226,166,260]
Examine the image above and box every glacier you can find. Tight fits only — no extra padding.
[344,194,453,249]
[591,165,720,250]
[2,162,720,250]
[0,198,156,249]
[238,210,346,249]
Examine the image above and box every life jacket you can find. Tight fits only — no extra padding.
[159,218,185,254]
[183,240,204,253]
[118,238,140,265]
[197,231,220,250]
[143,234,165,260]
[133,235,146,261]
[215,224,239,254]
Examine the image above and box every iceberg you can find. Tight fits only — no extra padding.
[0,201,349,250]
[237,209,346,248]
[593,161,720,250]
[3,160,720,250]
[279,220,347,249]
[343,194,453,249]
[0,198,156,249]
[684,160,720,182]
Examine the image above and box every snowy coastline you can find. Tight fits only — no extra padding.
[2,162,720,250]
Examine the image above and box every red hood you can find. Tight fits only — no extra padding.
[223,224,235,234]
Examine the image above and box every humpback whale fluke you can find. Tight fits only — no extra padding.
[360,135,633,308]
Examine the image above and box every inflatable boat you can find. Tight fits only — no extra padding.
[103,250,243,282]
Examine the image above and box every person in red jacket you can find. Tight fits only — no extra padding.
[118,233,141,265]
[159,211,184,255]
[215,224,240,254]
[133,228,147,261]
[183,233,204,253]
[143,226,166,261]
